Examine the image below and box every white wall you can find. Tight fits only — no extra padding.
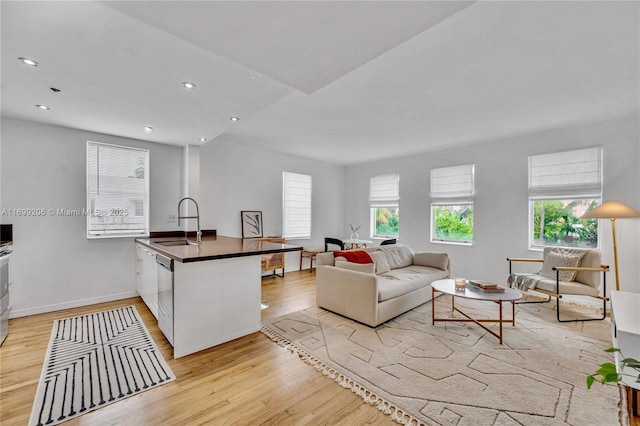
[1,117,184,317]
[345,115,640,294]
[199,138,345,270]
[3,113,637,318]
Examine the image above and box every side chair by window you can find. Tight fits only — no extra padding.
[507,247,609,322]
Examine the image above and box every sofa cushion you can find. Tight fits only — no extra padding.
[369,251,391,274]
[540,250,586,282]
[334,250,373,264]
[335,260,375,274]
[377,265,449,301]
[380,245,415,269]
[413,252,449,271]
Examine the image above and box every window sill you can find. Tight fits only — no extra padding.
[431,240,473,247]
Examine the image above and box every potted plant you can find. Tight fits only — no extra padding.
[587,348,640,389]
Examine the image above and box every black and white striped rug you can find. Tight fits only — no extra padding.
[29,306,175,426]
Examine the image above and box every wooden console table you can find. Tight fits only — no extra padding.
[256,237,286,277]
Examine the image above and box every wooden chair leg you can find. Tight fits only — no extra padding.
[299,251,304,271]
[309,253,315,273]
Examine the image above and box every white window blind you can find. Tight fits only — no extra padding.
[528,147,602,199]
[369,174,399,207]
[87,141,149,238]
[283,171,312,239]
[430,164,475,203]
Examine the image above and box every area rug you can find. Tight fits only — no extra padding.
[262,297,626,426]
[29,306,175,426]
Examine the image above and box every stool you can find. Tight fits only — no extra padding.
[300,247,323,273]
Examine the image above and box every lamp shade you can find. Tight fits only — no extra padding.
[580,200,640,219]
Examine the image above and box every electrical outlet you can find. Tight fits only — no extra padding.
[167,214,177,223]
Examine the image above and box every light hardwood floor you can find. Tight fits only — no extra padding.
[0,270,393,425]
[2,271,638,425]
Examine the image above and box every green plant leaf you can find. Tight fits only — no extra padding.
[586,375,595,389]
[604,373,621,383]
[595,363,617,376]
[621,358,640,368]
[604,348,621,353]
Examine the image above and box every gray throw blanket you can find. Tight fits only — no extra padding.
[507,273,544,291]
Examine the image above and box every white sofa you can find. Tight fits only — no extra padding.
[316,245,450,327]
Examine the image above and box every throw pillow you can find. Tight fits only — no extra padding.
[380,245,415,269]
[539,250,586,282]
[333,250,373,264]
[369,251,391,274]
[335,260,375,274]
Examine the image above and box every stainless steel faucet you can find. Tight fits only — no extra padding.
[178,197,202,243]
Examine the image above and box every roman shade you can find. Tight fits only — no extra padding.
[528,147,602,199]
[283,171,312,239]
[369,173,399,207]
[430,164,475,203]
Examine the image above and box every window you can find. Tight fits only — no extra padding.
[87,141,149,238]
[430,164,474,244]
[529,147,602,249]
[369,174,399,238]
[283,171,312,239]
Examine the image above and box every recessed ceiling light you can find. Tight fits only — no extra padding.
[36,104,50,110]
[19,57,39,66]
[230,116,240,122]
[182,82,196,90]
[198,137,207,142]
[143,126,153,132]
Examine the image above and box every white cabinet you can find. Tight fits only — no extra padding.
[135,243,158,319]
[610,290,640,390]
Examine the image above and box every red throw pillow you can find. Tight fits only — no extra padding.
[334,250,373,264]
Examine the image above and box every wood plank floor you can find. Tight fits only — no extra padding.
[0,270,393,425]
[2,270,637,425]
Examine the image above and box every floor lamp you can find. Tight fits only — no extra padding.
[580,200,640,291]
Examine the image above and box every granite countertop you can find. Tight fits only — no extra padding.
[135,235,302,263]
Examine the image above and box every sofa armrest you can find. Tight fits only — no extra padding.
[316,265,379,326]
[413,252,449,271]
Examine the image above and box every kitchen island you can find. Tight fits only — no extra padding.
[135,235,301,358]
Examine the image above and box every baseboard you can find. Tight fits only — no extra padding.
[9,291,139,319]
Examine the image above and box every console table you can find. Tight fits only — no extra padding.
[610,290,640,416]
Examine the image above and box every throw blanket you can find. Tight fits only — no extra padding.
[334,250,373,264]
[508,273,544,291]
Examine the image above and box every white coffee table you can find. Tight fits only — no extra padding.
[431,279,523,344]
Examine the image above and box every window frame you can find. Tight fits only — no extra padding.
[282,171,312,240]
[369,174,400,239]
[86,141,150,239]
[429,164,475,245]
[527,147,602,250]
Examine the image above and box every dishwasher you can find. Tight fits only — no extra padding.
[156,254,174,346]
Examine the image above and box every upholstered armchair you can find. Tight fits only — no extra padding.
[507,247,609,322]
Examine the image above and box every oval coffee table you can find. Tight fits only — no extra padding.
[431,279,523,344]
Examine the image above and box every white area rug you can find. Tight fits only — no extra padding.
[29,306,175,426]
[262,297,626,426]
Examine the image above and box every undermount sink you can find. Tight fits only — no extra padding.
[155,240,200,246]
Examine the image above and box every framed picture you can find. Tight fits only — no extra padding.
[241,211,263,238]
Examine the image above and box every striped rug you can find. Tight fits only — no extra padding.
[28,306,175,426]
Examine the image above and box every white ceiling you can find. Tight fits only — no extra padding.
[2,1,638,166]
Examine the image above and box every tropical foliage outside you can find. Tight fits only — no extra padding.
[531,199,599,248]
[432,205,473,243]
[373,207,399,237]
